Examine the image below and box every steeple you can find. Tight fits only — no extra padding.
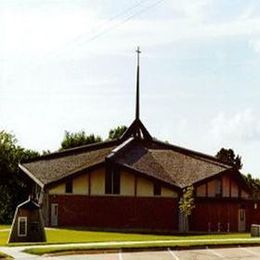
[136,46,141,120]
[120,47,153,141]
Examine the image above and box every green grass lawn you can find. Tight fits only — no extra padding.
[46,228,250,244]
[0,231,9,246]
[1,224,259,256]
[0,224,252,246]
[25,239,260,256]
[0,226,10,231]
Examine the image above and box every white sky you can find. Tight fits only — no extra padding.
[1,0,260,177]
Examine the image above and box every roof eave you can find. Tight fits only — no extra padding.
[19,164,45,189]
[45,162,105,189]
[117,163,181,192]
[21,139,120,163]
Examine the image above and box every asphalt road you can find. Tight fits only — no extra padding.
[46,246,260,259]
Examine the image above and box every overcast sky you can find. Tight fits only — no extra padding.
[1,0,260,177]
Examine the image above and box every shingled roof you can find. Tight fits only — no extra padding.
[19,140,119,187]
[111,140,231,188]
[19,133,232,190]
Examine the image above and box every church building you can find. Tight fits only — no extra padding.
[19,48,258,233]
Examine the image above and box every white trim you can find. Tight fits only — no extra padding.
[118,249,124,260]
[18,217,27,237]
[111,137,134,154]
[8,207,19,243]
[51,203,58,226]
[168,248,180,260]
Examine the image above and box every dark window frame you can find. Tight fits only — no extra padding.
[153,183,161,196]
[65,179,73,193]
[105,167,120,195]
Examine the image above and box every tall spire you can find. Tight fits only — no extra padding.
[136,46,141,120]
[120,47,152,141]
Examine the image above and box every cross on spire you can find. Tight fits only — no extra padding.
[120,47,152,141]
[135,46,141,120]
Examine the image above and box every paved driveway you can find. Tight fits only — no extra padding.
[47,247,260,260]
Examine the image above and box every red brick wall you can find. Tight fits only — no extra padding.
[49,195,179,231]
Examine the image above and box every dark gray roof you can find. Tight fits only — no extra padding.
[113,141,231,188]
[20,141,118,186]
[19,132,231,189]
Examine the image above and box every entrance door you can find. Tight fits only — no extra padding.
[238,209,246,232]
[51,203,58,226]
[178,212,188,232]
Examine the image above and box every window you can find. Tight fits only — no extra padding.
[153,183,161,196]
[65,180,73,193]
[215,179,222,197]
[105,168,120,195]
[18,217,27,237]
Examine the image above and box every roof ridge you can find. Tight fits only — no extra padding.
[107,137,135,160]
[22,139,120,163]
[148,150,177,184]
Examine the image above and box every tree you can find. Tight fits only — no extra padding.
[243,173,260,199]
[42,150,51,155]
[60,131,102,150]
[0,131,39,223]
[216,148,242,170]
[179,185,195,232]
[108,125,127,140]
[60,126,128,150]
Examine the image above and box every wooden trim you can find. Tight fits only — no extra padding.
[195,196,249,202]
[134,175,137,197]
[88,173,91,196]
[220,177,223,198]
[193,186,197,197]
[229,176,232,198]
[206,182,208,197]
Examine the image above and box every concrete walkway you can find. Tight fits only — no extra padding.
[0,246,41,259]
[0,229,10,232]
[1,238,260,259]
